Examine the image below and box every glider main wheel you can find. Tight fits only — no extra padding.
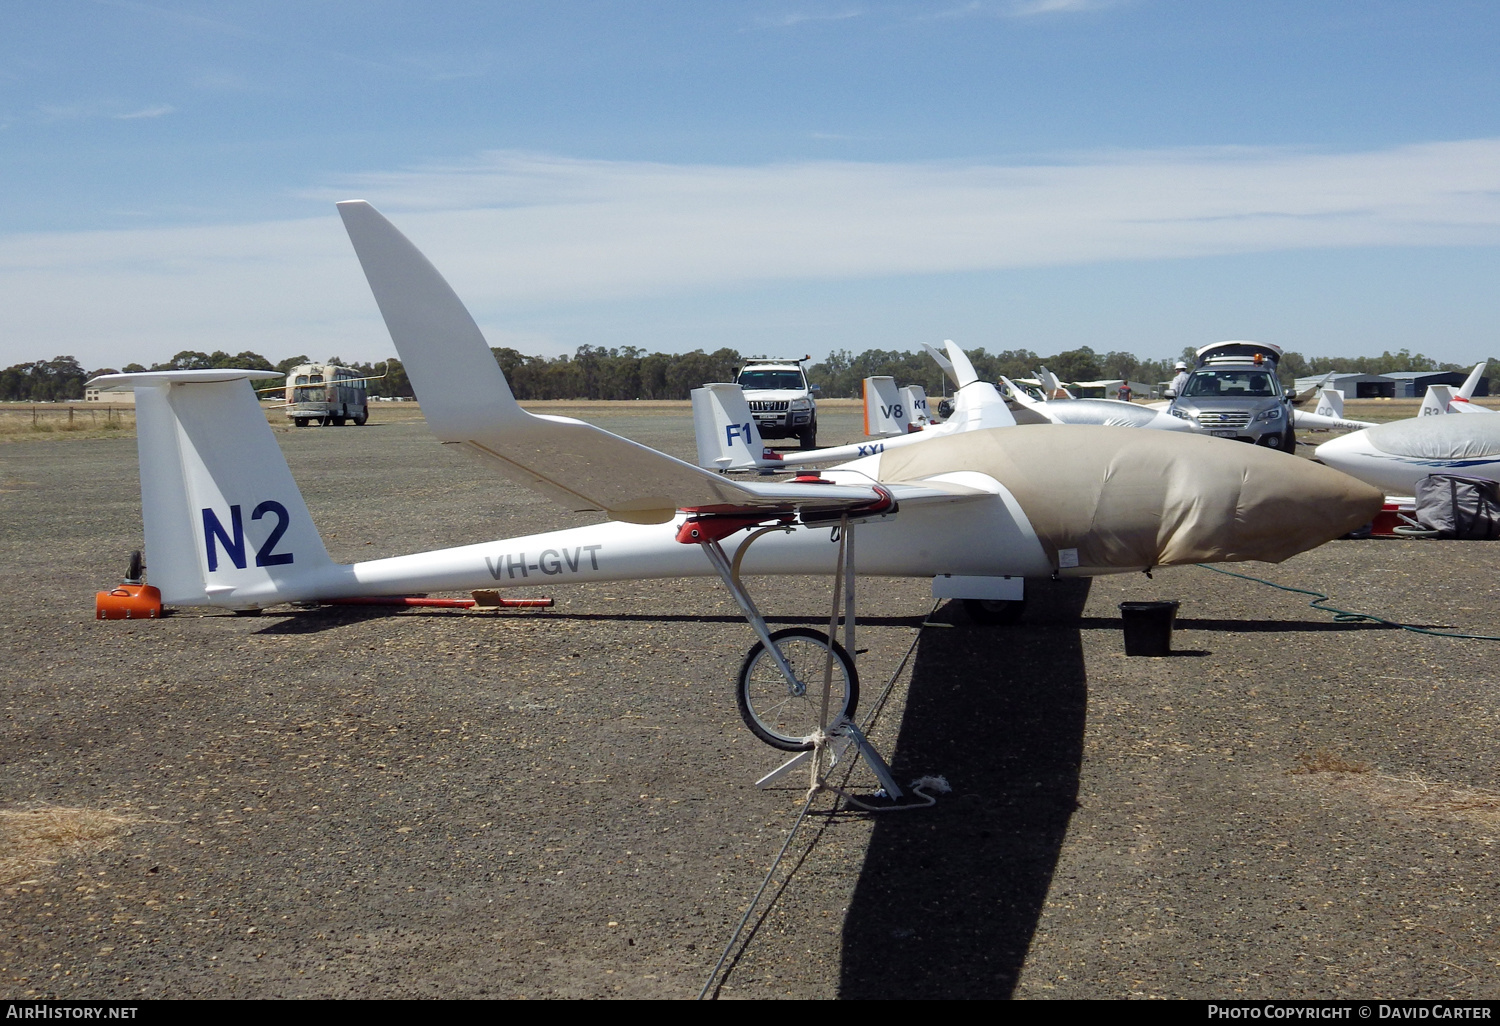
[963,597,1027,626]
[736,626,858,751]
[126,549,143,583]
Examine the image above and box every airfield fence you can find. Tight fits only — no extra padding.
[0,404,135,437]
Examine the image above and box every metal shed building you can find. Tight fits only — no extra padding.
[1382,371,1489,398]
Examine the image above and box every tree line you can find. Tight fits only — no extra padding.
[1,344,1491,403]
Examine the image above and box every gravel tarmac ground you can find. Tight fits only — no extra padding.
[2,400,1499,1000]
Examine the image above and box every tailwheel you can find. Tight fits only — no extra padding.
[736,626,858,751]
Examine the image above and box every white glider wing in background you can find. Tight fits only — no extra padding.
[999,377,1193,432]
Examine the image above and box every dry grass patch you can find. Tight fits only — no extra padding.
[1293,753,1500,830]
[1356,775,1500,828]
[1292,749,1372,775]
[0,807,135,886]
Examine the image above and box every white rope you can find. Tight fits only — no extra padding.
[698,601,944,999]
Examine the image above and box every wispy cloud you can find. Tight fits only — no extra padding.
[922,0,1123,18]
[753,8,865,29]
[33,99,175,124]
[115,104,175,120]
[1008,0,1119,14]
[6,139,1500,366]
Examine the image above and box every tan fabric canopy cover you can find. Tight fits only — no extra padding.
[877,426,1383,571]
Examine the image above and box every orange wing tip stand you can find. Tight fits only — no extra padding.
[95,584,163,620]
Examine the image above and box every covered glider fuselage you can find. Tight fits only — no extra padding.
[89,203,1382,611]
[1315,416,1500,497]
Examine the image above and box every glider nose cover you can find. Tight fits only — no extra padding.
[875,426,1382,572]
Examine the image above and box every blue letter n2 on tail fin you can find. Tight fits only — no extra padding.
[202,502,296,571]
[203,505,246,572]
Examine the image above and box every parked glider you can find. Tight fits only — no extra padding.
[1315,414,1500,496]
[1313,364,1498,495]
[87,201,1382,764]
[998,376,1192,432]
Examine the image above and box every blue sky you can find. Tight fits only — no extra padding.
[5,1,1500,369]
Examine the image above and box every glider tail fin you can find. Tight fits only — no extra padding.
[692,382,771,470]
[1420,383,1458,417]
[1038,366,1074,400]
[89,371,333,608]
[901,385,931,428]
[1313,388,1345,419]
[862,376,910,437]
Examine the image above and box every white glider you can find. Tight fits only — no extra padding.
[1315,415,1500,497]
[88,201,1382,762]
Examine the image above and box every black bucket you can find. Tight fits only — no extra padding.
[1119,600,1179,656]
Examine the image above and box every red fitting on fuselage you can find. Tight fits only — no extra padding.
[675,515,775,545]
